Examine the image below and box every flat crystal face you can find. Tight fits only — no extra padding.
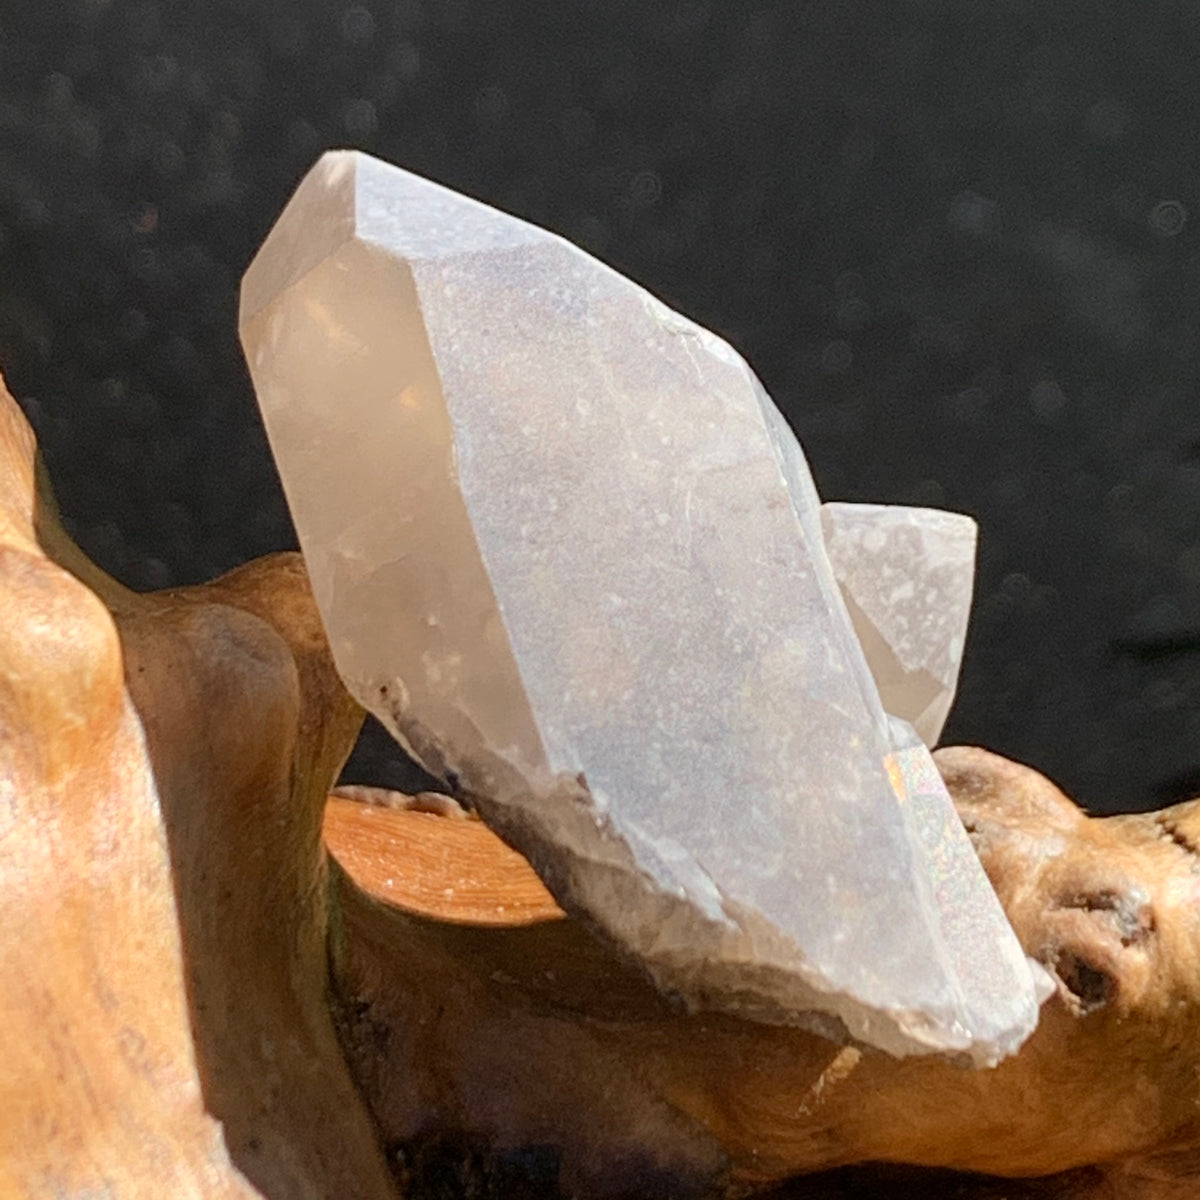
[241,150,1041,1063]
[822,503,977,746]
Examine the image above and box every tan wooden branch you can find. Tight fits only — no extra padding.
[3,370,1200,1199]
[0,374,396,1200]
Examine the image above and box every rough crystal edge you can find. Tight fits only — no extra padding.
[374,694,1037,1065]
[884,718,1046,1061]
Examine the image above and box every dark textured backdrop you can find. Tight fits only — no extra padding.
[2,0,1199,812]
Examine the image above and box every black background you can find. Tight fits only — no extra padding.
[2,0,1200,813]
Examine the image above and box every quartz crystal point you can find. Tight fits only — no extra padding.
[821,503,976,747]
[240,150,1041,1063]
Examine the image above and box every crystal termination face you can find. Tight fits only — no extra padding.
[822,502,977,748]
[240,150,1041,1063]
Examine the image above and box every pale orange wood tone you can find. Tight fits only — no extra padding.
[0,371,400,1200]
[323,797,563,925]
[0,376,258,1200]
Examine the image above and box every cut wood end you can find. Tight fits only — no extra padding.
[323,794,564,926]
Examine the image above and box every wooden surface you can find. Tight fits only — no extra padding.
[0,371,401,1200]
[323,797,563,925]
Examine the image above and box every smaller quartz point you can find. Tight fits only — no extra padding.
[240,150,1042,1064]
[822,503,975,747]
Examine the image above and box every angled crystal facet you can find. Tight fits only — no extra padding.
[821,503,976,746]
[240,150,1041,1062]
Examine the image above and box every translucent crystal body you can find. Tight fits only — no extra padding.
[240,150,1040,1062]
[822,503,976,746]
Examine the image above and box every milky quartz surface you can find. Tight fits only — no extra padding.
[822,503,976,747]
[240,150,1041,1062]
